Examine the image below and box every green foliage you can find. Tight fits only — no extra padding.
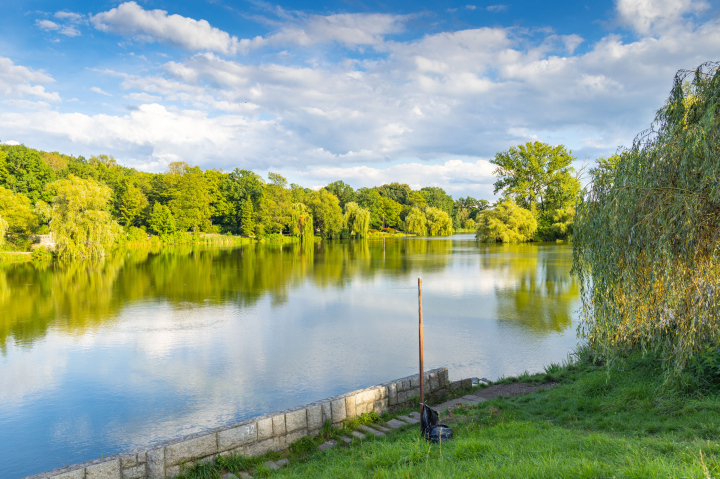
[425,206,453,236]
[149,202,177,236]
[403,207,427,235]
[324,180,356,208]
[573,62,720,378]
[492,141,581,223]
[306,189,343,238]
[376,182,411,204]
[547,207,575,240]
[356,187,384,228]
[475,200,537,243]
[289,203,314,242]
[0,186,37,235]
[114,178,148,227]
[343,202,370,238]
[167,165,212,232]
[0,145,55,203]
[420,186,454,215]
[31,247,53,262]
[0,215,7,247]
[241,200,256,236]
[49,175,121,259]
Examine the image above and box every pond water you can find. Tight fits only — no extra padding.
[0,235,580,478]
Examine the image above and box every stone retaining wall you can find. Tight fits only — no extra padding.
[27,368,449,479]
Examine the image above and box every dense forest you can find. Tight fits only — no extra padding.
[0,139,582,258]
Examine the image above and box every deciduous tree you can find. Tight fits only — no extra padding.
[475,200,536,243]
[49,175,121,259]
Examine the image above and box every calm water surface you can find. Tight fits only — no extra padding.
[0,235,579,478]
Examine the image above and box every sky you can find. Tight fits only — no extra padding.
[0,0,718,199]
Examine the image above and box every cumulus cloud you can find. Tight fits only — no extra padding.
[616,0,709,34]
[90,86,113,96]
[238,12,410,52]
[36,16,82,37]
[0,57,60,102]
[90,1,241,54]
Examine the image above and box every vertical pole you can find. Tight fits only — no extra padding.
[418,277,424,408]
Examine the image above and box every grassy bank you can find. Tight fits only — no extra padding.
[182,351,720,478]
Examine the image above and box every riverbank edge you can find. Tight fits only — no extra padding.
[24,368,449,479]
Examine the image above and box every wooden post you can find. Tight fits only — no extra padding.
[418,277,424,408]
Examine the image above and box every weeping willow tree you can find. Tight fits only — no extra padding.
[573,62,720,376]
[49,175,122,259]
[343,202,370,238]
[404,207,427,235]
[289,203,314,243]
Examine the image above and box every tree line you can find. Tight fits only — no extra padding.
[0,144,496,258]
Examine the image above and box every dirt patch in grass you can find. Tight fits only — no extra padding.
[474,381,558,400]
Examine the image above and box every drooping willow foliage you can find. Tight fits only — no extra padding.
[573,62,720,376]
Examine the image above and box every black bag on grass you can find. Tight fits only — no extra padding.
[420,404,453,443]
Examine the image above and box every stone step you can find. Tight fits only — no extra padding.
[262,458,288,471]
[318,440,337,452]
[409,411,421,420]
[373,424,391,433]
[239,473,253,479]
[397,414,420,424]
[350,431,366,440]
[386,418,407,429]
[359,425,385,437]
[341,436,353,444]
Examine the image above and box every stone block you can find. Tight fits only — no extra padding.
[355,402,371,415]
[388,383,398,405]
[401,380,410,391]
[137,452,147,465]
[461,378,472,389]
[165,434,217,467]
[52,469,86,479]
[307,404,322,431]
[318,440,337,451]
[86,459,121,479]
[386,418,406,429]
[241,438,276,457]
[286,409,307,432]
[121,464,146,479]
[146,448,165,479]
[345,395,357,418]
[218,423,257,451]
[285,429,307,445]
[257,417,273,440]
[356,389,374,405]
[120,454,138,468]
[430,374,439,391]
[272,414,286,436]
[166,465,180,478]
[331,398,346,423]
[373,399,387,413]
[410,376,420,388]
[321,401,332,424]
[448,380,463,392]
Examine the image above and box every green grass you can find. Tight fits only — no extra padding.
[182,352,720,478]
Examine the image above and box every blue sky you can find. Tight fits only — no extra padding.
[0,0,718,199]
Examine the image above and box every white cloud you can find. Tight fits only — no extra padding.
[36,15,82,37]
[487,5,509,12]
[90,1,241,54]
[90,86,113,96]
[54,11,84,22]
[616,0,709,34]
[0,57,60,102]
[239,13,409,52]
[36,19,60,31]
